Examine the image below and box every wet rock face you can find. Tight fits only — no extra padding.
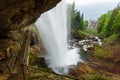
[0,30,23,60]
[0,0,61,31]
[0,0,61,73]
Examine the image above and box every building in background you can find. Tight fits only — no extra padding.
[87,20,97,29]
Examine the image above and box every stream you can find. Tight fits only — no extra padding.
[68,35,102,60]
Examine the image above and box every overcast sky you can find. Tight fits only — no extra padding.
[66,0,120,20]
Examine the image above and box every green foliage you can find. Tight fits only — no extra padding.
[93,34,119,58]
[29,53,38,65]
[78,30,89,37]
[106,4,120,37]
[84,20,88,29]
[97,4,120,38]
[86,29,97,35]
[103,34,119,45]
[93,46,106,57]
[97,11,111,37]
[70,3,88,31]
[72,30,89,39]
[69,3,89,40]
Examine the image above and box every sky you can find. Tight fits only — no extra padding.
[66,0,120,20]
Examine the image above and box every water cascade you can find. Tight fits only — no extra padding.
[35,0,83,74]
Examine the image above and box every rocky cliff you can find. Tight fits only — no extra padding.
[0,0,61,73]
[0,0,60,31]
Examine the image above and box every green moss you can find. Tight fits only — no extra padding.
[103,34,118,45]
[93,46,106,57]
[90,74,108,80]
[81,73,108,80]
[29,53,38,65]
[27,68,73,80]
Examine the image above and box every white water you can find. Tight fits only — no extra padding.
[35,0,83,74]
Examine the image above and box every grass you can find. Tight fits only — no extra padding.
[89,74,108,80]
[93,46,107,57]
[93,34,120,58]
[78,30,89,36]
[28,54,73,80]
[80,73,108,80]
[103,34,118,46]
[27,67,73,80]
[71,30,89,39]
[86,29,97,35]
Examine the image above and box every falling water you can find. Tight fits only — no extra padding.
[35,0,83,74]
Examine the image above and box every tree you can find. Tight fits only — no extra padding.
[106,4,120,37]
[96,10,112,37]
[70,3,87,31]
[97,13,110,36]
[97,3,120,37]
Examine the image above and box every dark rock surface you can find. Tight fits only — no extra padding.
[0,0,61,73]
[0,0,61,31]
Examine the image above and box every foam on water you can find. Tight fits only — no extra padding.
[35,0,83,74]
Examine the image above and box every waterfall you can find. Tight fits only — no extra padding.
[35,0,83,74]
